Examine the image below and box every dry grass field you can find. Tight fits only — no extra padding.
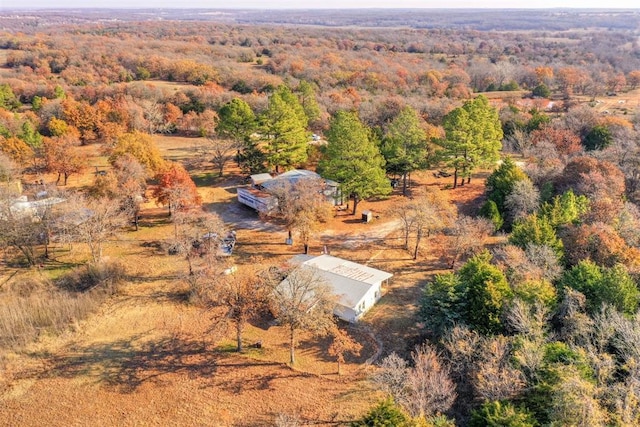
[580,88,640,116]
[0,135,488,426]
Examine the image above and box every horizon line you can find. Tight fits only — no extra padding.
[2,6,640,10]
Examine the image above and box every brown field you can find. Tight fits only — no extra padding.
[0,136,487,426]
[128,80,198,93]
[577,88,640,116]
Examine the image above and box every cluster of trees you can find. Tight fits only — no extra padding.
[359,106,640,425]
[2,16,640,140]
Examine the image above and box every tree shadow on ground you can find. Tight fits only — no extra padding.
[34,335,219,393]
[191,172,218,188]
[217,362,308,394]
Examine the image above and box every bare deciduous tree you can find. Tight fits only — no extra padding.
[391,188,455,259]
[140,99,164,134]
[371,353,409,402]
[0,187,44,266]
[208,138,240,177]
[0,152,18,183]
[505,179,540,224]
[274,413,302,427]
[170,210,226,276]
[474,336,525,402]
[404,344,457,418]
[203,263,270,352]
[113,155,147,231]
[445,216,493,269]
[57,195,128,264]
[267,178,332,254]
[493,243,563,285]
[372,345,456,418]
[270,266,336,365]
[415,190,456,261]
[503,128,533,157]
[505,299,549,341]
[556,288,594,347]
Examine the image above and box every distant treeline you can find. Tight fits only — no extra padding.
[1,8,640,31]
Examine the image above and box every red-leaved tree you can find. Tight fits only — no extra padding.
[152,162,201,218]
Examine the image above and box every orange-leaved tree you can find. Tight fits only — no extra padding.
[152,161,201,219]
[44,135,86,185]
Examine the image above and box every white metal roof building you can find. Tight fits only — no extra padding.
[237,169,340,214]
[289,254,392,322]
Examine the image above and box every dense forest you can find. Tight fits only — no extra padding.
[2,8,640,427]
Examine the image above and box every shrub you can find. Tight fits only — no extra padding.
[479,200,504,232]
[470,401,537,427]
[57,261,125,294]
[532,83,551,98]
[350,398,410,427]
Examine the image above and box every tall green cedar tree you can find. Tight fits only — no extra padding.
[216,98,265,174]
[381,106,429,196]
[261,85,308,173]
[509,214,564,260]
[296,80,321,127]
[0,83,20,111]
[485,157,528,214]
[457,251,512,335]
[319,111,391,215]
[216,98,257,143]
[560,261,639,315]
[439,95,503,188]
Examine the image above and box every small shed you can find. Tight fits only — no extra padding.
[361,210,372,223]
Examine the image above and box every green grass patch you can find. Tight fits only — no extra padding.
[192,172,218,187]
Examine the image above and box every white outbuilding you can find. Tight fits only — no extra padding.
[288,254,392,322]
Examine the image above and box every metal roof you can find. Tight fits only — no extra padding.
[250,173,274,186]
[289,254,392,309]
[260,169,322,190]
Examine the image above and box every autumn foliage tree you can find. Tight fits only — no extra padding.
[152,162,202,218]
[0,136,33,165]
[328,325,362,375]
[109,131,166,174]
[529,126,582,156]
[560,222,638,269]
[44,135,85,185]
[61,98,98,143]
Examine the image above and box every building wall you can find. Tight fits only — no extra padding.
[237,188,275,212]
[334,281,383,323]
[334,305,358,323]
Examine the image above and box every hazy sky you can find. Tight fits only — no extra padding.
[1,0,639,9]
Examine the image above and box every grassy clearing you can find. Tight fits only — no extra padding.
[0,262,124,350]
